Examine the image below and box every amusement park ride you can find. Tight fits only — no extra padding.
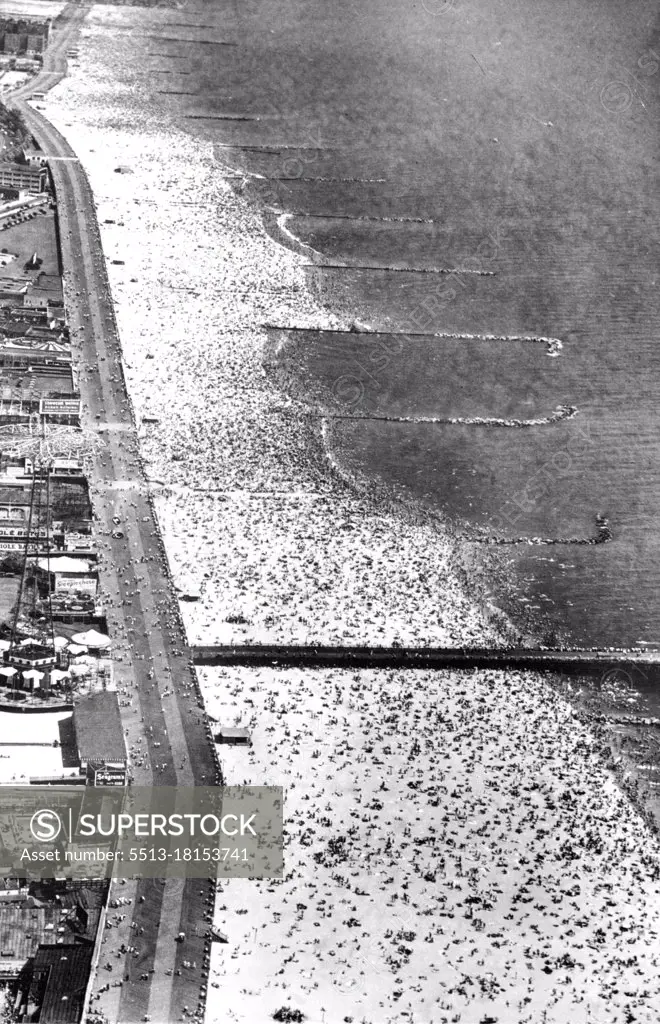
[0,414,104,694]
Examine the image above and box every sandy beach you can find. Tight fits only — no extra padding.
[34,6,660,1023]
[201,664,660,1024]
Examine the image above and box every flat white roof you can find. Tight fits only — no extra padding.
[37,557,93,574]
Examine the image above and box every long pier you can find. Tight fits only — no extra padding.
[191,645,660,684]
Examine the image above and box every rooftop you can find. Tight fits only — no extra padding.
[0,880,104,972]
[27,943,94,1024]
[72,691,126,764]
[37,557,94,574]
[0,485,30,504]
[0,162,45,175]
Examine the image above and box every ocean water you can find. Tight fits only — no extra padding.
[126,0,660,646]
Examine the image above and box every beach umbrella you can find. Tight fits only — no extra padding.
[0,640,10,652]
[71,629,111,649]
[0,666,17,678]
[53,637,69,650]
[49,668,70,685]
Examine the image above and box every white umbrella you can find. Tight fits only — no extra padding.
[53,637,69,650]
[0,666,17,678]
[0,640,10,652]
[18,638,37,647]
[71,629,110,649]
[49,668,70,684]
[68,664,90,679]
[67,643,88,655]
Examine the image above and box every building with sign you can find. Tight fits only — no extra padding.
[40,398,81,417]
[36,555,97,596]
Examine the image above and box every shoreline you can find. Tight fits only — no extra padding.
[24,5,660,1023]
[37,7,512,652]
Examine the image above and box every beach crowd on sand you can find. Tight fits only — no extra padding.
[38,7,660,1024]
[201,664,660,1023]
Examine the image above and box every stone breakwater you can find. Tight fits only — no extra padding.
[321,403,577,426]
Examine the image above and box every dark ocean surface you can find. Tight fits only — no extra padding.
[143,0,660,648]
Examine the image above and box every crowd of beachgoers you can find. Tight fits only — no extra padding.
[201,663,660,1023]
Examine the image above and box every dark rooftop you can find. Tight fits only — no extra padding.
[26,943,94,1024]
[72,691,126,764]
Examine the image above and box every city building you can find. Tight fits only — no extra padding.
[0,277,29,304]
[0,881,105,989]
[23,274,64,310]
[0,162,47,195]
[36,555,97,597]
[0,484,31,521]
[21,943,94,1023]
[19,142,47,169]
[0,19,50,57]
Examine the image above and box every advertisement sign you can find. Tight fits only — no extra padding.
[39,399,81,416]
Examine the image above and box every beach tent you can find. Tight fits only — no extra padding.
[71,629,111,650]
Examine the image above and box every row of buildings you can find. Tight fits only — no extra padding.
[0,18,50,57]
[0,690,128,1007]
[0,290,77,424]
[0,44,124,1018]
